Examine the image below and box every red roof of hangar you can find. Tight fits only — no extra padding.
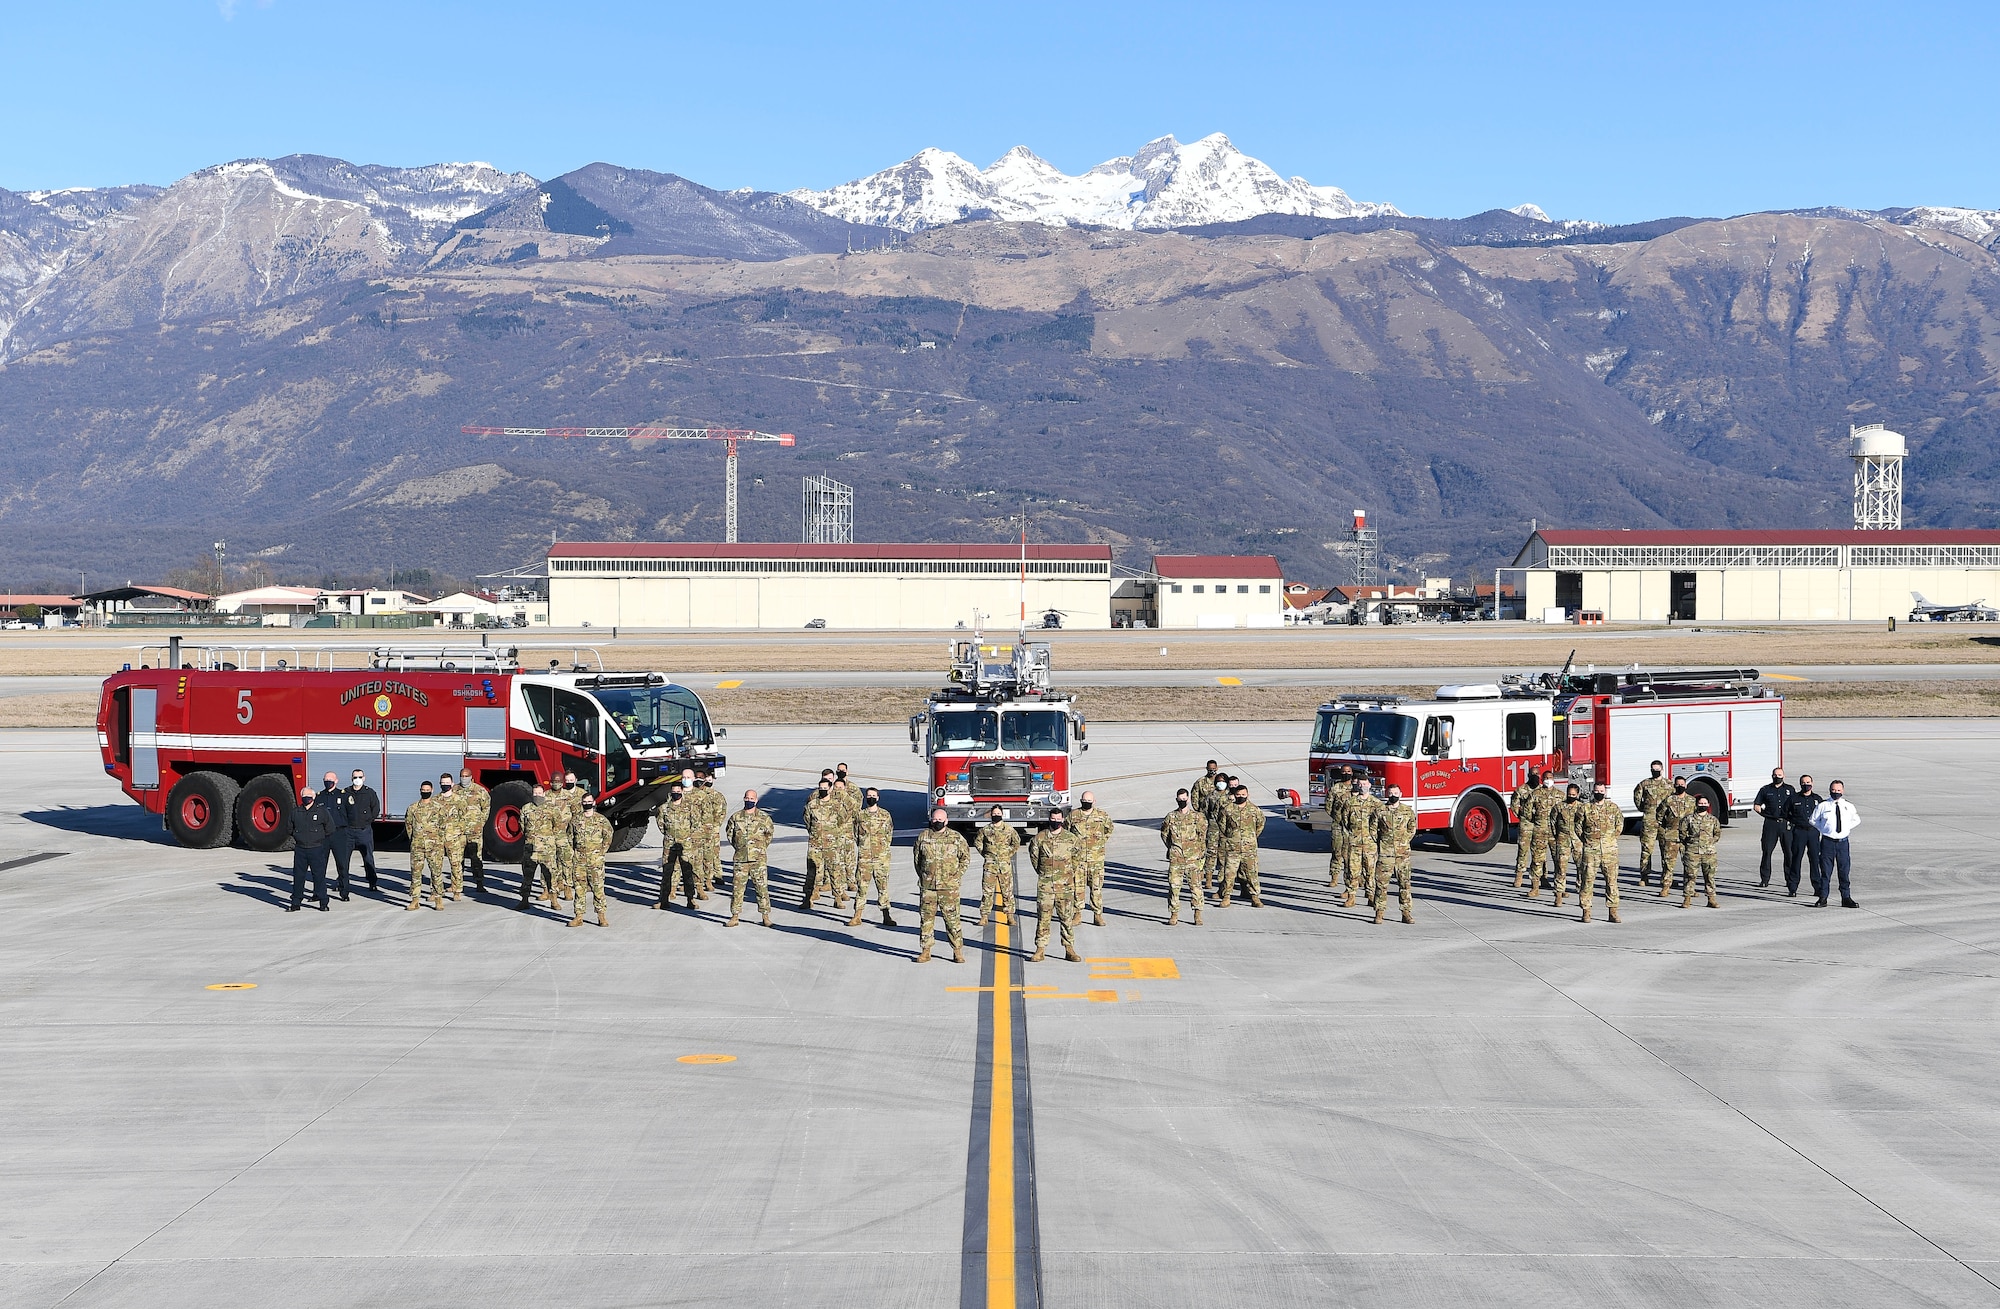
[549,541,1112,562]
[1533,529,2000,546]
[1152,554,1285,579]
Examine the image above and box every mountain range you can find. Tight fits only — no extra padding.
[0,138,1997,590]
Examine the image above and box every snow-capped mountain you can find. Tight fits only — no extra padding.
[1895,206,2000,249]
[788,133,1401,232]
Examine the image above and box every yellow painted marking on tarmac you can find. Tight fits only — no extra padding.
[1025,989,1121,1003]
[1215,676,1243,686]
[989,919,1016,1309]
[715,679,744,689]
[1087,957,1179,980]
[205,983,257,991]
[677,1053,737,1064]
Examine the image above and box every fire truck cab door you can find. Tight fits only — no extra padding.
[130,687,158,790]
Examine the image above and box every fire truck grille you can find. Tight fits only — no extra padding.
[970,762,1032,797]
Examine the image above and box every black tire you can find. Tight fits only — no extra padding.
[166,771,239,849]
[610,822,649,853]
[1690,778,1730,827]
[1452,792,1505,855]
[235,774,296,852]
[485,780,534,863]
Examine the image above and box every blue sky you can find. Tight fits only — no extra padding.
[4,1,1993,223]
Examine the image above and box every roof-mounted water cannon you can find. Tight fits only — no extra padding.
[944,638,1054,700]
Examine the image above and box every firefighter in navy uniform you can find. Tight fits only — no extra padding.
[1752,768,1795,889]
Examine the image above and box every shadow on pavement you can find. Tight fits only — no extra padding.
[23,805,173,844]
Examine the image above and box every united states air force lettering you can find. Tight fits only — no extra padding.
[339,680,431,732]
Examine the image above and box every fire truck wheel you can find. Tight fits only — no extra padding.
[235,774,297,853]
[1451,793,1505,855]
[1689,778,1730,827]
[166,771,239,850]
[609,822,649,854]
[485,781,535,863]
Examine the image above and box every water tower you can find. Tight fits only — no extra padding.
[1849,424,1906,530]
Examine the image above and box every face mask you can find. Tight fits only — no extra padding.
[864,796,878,808]
[352,778,364,789]
[1674,784,1686,793]
[1177,798,1189,809]
[420,791,432,800]
[818,788,830,798]
[745,799,757,809]
[1080,800,1093,810]
[1651,768,1662,777]
[929,820,945,831]
[1386,795,1399,805]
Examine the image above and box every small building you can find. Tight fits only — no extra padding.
[548,542,1114,630]
[78,584,216,624]
[318,588,434,617]
[0,594,85,625]
[1152,555,1286,629]
[1510,528,2000,622]
[214,585,325,626]
[414,591,551,628]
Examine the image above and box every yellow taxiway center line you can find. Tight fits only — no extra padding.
[1215,676,1243,686]
[715,679,744,689]
[989,920,1016,1309]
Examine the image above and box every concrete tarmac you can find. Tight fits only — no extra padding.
[4,720,1999,1307]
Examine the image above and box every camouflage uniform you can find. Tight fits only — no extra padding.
[849,803,896,926]
[1342,790,1382,907]
[1070,803,1115,924]
[553,784,587,901]
[691,783,726,901]
[1029,826,1084,961]
[1198,782,1228,893]
[1580,796,1625,922]
[1372,798,1418,924]
[1527,782,1564,885]
[447,779,490,897]
[1161,806,1208,925]
[1325,771,1353,889]
[975,819,1022,924]
[1215,797,1268,907]
[1542,795,1586,905]
[1678,809,1722,908]
[828,781,862,905]
[1633,774,1675,884]
[912,825,970,962]
[1510,779,1541,888]
[801,792,845,909]
[1657,790,1697,897]
[570,808,613,926]
[725,806,776,926]
[519,794,561,907]
[655,796,698,909]
[404,794,449,910]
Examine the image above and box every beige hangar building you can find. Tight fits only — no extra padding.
[1511,529,2000,622]
[548,542,1114,630]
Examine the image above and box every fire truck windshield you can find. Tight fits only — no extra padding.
[1313,709,1420,759]
[1000,709,1067,751]
[597,685,712,750]
[932,709,999,751]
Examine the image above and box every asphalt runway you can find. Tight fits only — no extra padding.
[4,719,1999,1307]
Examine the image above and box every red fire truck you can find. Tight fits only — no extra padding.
[908,636,1087,827]
[97,640,725,857]
[1281,666,1783,853]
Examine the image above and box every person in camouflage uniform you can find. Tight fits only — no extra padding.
[1190,760,1222,818]
[1677,795,1723,909]
[569,793,613,928]
[1579,782,1624,923]
[449,769,490,896]
[553,771,586,903]
[800,780,843,910]
[690,772,727,902]
[1161,788,1208,926]
[655,785,698,910]
[518,783,561,910]
[1372,785,1418,924]
[1201,772,1232,896]
[725,788,775,927]
[1511,771,1543,890]
[819,776,855,906]
[404,781,449,911]
[1342,775,1382,909]
[1325,765,1355,889]
[975,806,1021,925]
[1029,810,1083,962]
[1215,783,1268,907]
[912,806,969,964]
[1539,782,1586,906]
[1632,761,1673,887]
[1528,775,1565,889]
[1656,778,1697,898]
[849,787,897,927]
[1070,790,1115,927]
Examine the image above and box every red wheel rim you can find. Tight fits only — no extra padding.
[495,806,523,842]
[180,794,210,828]
[249,796,283,834]
[1463,805,1493,842]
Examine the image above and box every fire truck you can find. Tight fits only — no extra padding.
[97,640,725,858]
[1281,665,1783,853]
[908,636,1087,827]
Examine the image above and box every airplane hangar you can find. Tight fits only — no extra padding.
[1509,529,2000,622]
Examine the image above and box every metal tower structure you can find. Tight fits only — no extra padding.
[1347,508,1379,589]
[801,475,854,544]
[462,424,796,543]
[1849,423,1906,530]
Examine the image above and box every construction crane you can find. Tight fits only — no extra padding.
[462,424,796,543]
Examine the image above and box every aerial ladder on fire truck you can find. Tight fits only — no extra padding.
[461,422,796,543]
